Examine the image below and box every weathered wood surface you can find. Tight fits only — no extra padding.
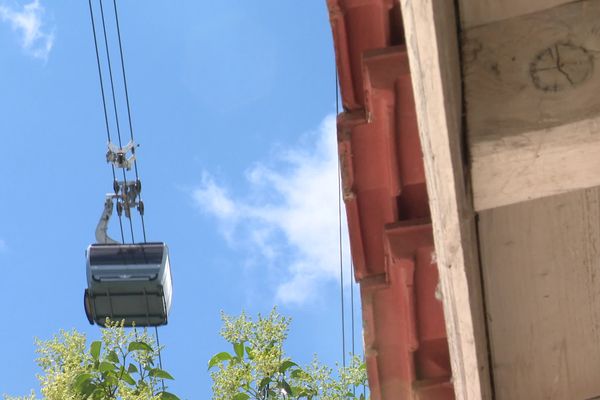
[463,0,600,210]
[400,1,492,398]
[459,0,579,29]
[471,116,600,210]
[479,188,600,400]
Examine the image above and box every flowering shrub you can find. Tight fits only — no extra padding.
[209,309,368,400]
[4,320,178,400]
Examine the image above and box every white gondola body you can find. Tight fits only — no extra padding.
[84,242,172,327]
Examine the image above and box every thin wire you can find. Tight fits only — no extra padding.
[351,258,356,396]
[112,0,147,243]
[154,326,166,391]
[363,375,367,399]
[92,4,163,393]
[336,69,347,369]
[98,0,135,243]
[351,259,356,357]
[88,0,124,244]
[338,171,347,367]
[133,327,145,378]
[111,0,138,178]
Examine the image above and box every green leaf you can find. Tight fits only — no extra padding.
[207,351,232,370]
[258,376,271,392]
[128,341,153,352]
[278,360,298,373]
[245,346,254,360]
[104,372,118,386]
[73,373,93,390]
[92,387,105,398]
[232,393,250,400]
[290,386,305,396]
[81,381,97,396]
[107,350,119,363]
[233,342,244,359]
[98,361,116,373]
[90,341,101,360]
[121,371,136,385]
[127,363,139,373]
[290,369,305,379]
[149,368,175,380]
[83,383,98,396]
[280,380,292,396]
[158,392,181,400]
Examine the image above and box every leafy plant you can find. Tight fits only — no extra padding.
[4,319,179,400]
[208,308,368,399]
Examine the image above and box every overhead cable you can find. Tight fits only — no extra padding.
[112,0,147,243]
[98,0,135,244]
[87,0,125,244]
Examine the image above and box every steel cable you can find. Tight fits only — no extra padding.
[351,260,355,358]
[112,0,147,243]
[351,259,356,396]
[155,326,166,392]
[89,0,167,391]
[336,68,347,369]
[110,1,162,388]
[106,1,164,390]
[98,0,135,244]
[88,0,125,244]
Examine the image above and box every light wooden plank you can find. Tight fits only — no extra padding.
[459,0,579,29]
[471,116,600,210]
[463,0,600,210]
[479,188,600,399]
[399,1,492,399]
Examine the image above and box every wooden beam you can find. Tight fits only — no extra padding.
[458,0,600,397]
[399,1,492,399]
[471,117,600,210]
[463,0,600,211]
[458,0,578,29]
[479,188,600,399]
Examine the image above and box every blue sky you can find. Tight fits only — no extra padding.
[0,1,361,398]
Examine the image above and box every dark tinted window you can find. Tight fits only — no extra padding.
[90,243,164,266]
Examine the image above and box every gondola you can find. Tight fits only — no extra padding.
[84,242,172,327]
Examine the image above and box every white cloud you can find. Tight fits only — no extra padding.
[193,114,351,304]
[193,174,237,220]
[0,0,54,60]
[0,239,6,252]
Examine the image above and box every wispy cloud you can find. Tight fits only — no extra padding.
[193,114,350,304]
[0,0,54,60]
[0,239,7,252]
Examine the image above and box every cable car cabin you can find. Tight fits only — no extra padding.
[84,242,172,327]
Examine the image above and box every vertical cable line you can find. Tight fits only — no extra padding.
[112,1,164,390]
[112,0,147,243]
[338,164,347,368]
[336,69,347,369]
[155,326,166,391]
[350,258,356,396]
[351,260,356,358]
[88,0,125,244]
[98,0,135,244]
[89,0,167,392]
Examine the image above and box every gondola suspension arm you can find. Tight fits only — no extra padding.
[95,197,120,244]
